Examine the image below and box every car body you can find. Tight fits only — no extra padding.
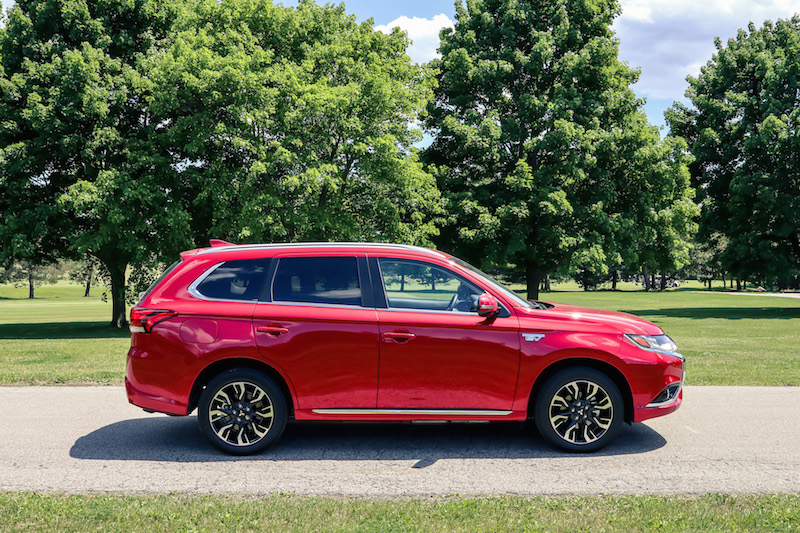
[126,241,684,454]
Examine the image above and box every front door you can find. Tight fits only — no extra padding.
[374,258,520,410]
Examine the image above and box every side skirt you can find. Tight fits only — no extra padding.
[295,408,527,422]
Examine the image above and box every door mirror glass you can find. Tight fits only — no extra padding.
[477,293,499,317]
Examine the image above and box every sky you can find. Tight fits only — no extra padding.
[3,0,800,129]
[289,0,800,130]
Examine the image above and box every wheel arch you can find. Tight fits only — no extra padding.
[527,357,634,424]
[188,358,295,418]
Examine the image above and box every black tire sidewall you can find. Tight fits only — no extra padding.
[198,368,288,455]
[534,366,624,453]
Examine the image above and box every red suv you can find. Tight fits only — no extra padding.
[126,241,684,454]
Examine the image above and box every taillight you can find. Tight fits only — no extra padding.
[130,307,177,333]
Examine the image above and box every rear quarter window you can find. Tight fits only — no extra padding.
[191,259,271,301]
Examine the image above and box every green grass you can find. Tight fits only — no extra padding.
[1,493,799,532]
[1,281,799,386]
[0,282,129,384]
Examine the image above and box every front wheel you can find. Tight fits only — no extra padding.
[534,367,624,452]
[198,369,288,455]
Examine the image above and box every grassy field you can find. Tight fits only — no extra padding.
[1,281,799,385]
[1,493,799,532]
[0,282,129,384]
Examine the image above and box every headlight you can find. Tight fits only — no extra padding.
[625,334,683,359]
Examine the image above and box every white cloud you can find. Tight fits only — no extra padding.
[615,0,800,100]
[375,14,454,64]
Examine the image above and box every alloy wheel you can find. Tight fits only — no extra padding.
[547,379,614,445]
[208,381,275,447]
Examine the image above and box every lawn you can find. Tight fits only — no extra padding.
[1,493,798,532]
[1,281,799,386]
[0,282,129,384]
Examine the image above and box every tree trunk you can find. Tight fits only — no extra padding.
[611,270,618,290]
[27,265,34,299]
[84,266,93,297]
[108,262,128,328]
[544,275,551,292]
[721,271,726,288]
[643,269,651,291]
[736,280,742,291]
[526,262,541,301]
[651,273,656,290]
[660,274,667,291]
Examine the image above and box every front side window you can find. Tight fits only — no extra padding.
[272,257,362,306]
[378,258,482,313]
[193,259,270,301]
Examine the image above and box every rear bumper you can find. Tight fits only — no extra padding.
[125,376,188,416]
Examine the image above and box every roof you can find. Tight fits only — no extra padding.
[191,242,451,260]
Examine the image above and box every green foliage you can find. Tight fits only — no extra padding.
[424,0,697,298]
[0,0,189,326]
[667,17,800,283]
[150,0,441,245]
[0,0,442,327]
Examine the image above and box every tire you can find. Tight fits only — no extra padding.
[534,366,624,453]
[198,368,288,455]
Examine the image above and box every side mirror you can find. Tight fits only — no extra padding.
[477,293,500,317]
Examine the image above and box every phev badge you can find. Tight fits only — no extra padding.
[522,333,545,342]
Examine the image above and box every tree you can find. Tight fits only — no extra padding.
[66,256,100,297]
[423,0,697,299]
[149,0,441,245]
[1,0,440,327]
[0,261,61,298]
[0,0,192,326]
[667,17,800,284]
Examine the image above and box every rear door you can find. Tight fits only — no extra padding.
[252,254,380,409]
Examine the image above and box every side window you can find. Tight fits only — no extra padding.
[378,258,482,313]
[272,257,362,306]
[193,259,270,301]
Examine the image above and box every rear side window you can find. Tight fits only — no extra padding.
[193,259,270,301]
[272,257,361,306]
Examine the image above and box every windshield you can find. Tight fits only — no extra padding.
[450,257,538,309]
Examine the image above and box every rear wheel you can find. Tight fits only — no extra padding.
[198,369,287,455]
[534,367,623,452]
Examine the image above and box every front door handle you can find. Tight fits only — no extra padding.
[382,330,416,343]
[257,324,289,337]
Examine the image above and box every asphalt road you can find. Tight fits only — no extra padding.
[1,385,799,496]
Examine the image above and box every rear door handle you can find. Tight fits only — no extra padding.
[257,325,289,336]
[382,330,416,343]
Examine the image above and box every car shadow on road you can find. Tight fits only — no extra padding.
[70,416,667,465]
